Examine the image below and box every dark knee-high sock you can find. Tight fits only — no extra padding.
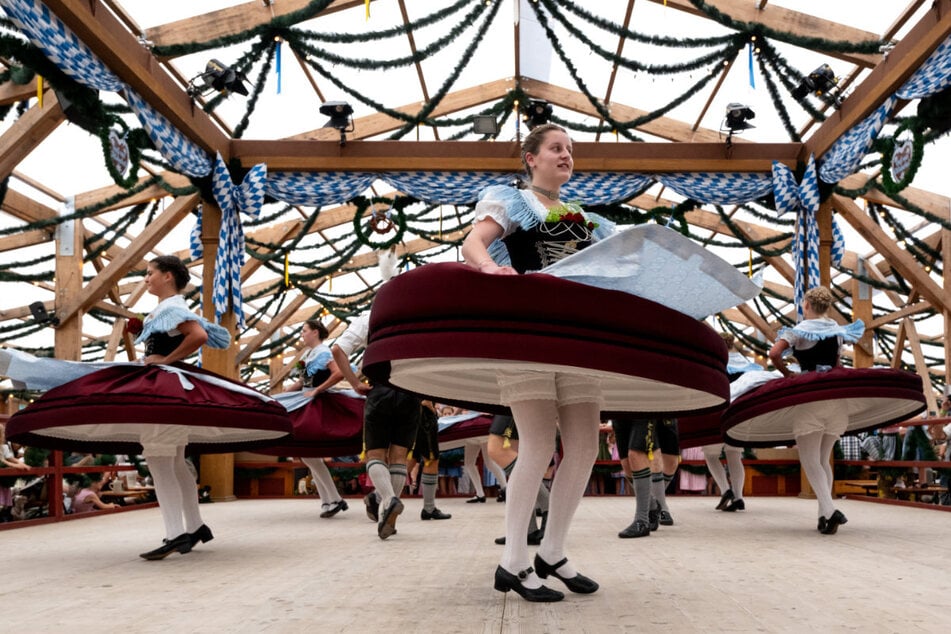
[650,472,668,512]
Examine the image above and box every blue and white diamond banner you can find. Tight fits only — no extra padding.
[658,172,773,205]
[266,172,376,206]
[125,89,212,178]
[819,98,895,184]
[898,33,951,99]
[562,172,654,205]
[0,0,124,91]
[384,171,513,205]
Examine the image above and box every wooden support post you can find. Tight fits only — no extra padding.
[196,202,237,502]
[852,259,874,368]
[54,197,82,361]
[817,199,833,288]
[944,222,951,390]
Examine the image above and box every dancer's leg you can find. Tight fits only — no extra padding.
[703,444,730,495]
[500,399,558,588]
[536,400,600,579]
[796,431,836,519]
[144,453,186,540]
[301,457,341,506]
[174,450,203,534]
[724,446,746,501]
[463,442,486,498]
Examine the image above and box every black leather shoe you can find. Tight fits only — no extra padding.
[659,510,674,525]
[648,507,660,531]
[421,507,452,520]
[817,516,827,532]
[466,496,486,503]
[534,554,599,594]
[618,520,650,539]
[716,488,734,511]
[140,533,192,560]
[495,529,544,546]
[497,489,506,503]
[188,524,214,548]
[320,499,349,518]
[493,566,564,602]
[723,499,745,512]
[364,492,379,522]
[378,497,403,540]
[820,509,847,535]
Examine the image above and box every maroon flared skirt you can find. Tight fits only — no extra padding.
[362,263,730,417]
[5,364,292,454]
[257,392,365,458]
[437,414,494,451]
[721,367,926,447]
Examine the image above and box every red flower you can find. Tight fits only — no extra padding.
[124,316,143,336]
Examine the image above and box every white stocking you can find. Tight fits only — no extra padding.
[724,446,746,500]
[536,400,600,579]
[482,442,507,490]
[501,399,557,588]
[175,452,203,534]
[702,444,730,495]
[302,457,341,505]
[463,442,486,498]
[796,431,836,518]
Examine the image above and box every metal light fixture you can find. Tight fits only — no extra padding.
[29,301,60,327]
[320,101,355,145]
[472,114,500,137]
[792,64,841,107]
[722,103,755,149]
[520,99,553,130]
[186,59,250,99]
[724,103,755,133]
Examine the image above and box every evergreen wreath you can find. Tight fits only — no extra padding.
[351,196,415,249]
[877,118,925,195]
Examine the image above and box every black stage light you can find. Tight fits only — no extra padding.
[320,101,355,145]
[520,99,553,130]
[186,59,250,99]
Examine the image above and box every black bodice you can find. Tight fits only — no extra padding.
[502,221,593,273]
[302,368,332,388]
[792,336,839,372]
[145,332,184,357]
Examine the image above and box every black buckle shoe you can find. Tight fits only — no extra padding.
[723,499,745,512]
[188,524,214,548]
[493,566,564,602]
[466,496,486,503]
[140,533,192,560]
[820,509,847,535]
[320,499,349,518]
[533,554,599,594]
[716,488,734,511]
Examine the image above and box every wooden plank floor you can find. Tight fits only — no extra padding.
[2,495,949,633]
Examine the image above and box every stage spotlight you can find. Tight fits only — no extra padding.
[520,99,553,130]
[29,301,60,327]
[792,64,841,107]
[320,101,355,145]
[724,103,755,133]
[186,59,249,98]
[472,114,500,137]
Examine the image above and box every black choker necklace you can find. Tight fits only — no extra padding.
[530,184,560,201]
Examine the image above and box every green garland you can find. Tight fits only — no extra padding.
[686,0,884,54]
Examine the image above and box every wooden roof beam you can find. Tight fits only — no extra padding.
[231,139,800,172]
[44,0,229,157]
[804,0,951,161]
[53,193,200,325]
[650,0,881,67]
[832,193,948,313]
[143,0,366,56]
[0,92,65,180]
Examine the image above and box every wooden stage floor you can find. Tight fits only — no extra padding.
[2,495,949,633]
